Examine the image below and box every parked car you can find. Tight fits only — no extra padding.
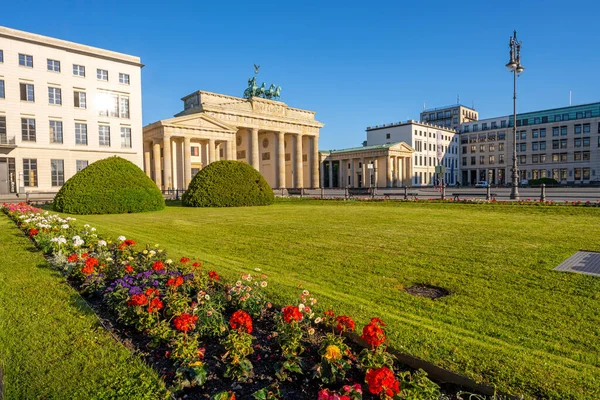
[475,181,489,188]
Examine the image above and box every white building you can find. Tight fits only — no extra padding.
[0,26,143,194]
[366,121,460,185]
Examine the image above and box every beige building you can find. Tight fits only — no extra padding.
[0,26,143,193]
[143,90,324,190]
[319,143,414,188]
[420,104,478,131]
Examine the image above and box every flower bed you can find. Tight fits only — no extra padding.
[3,203,484,400]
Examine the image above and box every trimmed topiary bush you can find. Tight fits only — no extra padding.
[182,160,274,207]
[53,156,165,214]
[529,177,559,186]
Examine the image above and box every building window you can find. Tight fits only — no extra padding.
[540,128,546,137]
[0,117,4,141]
[583,168,590,180]
[47,59,61,72]
[583,137,590,147]
[520,155,526,164]
[19,54,33,67]
[554,115,561,122]
[532,142,539,151]
[552,153,559,162]
[540,154,547,163]
[532,129,538,138]
[473,124,479,132]
[562,113,569,121]
[534,117,540,124]
[49,120,63,143]
[99,125,110,146]
[0,49,3,63]
[560,139,567,149]
[552,127,559,136]
[21,118,36,142]
[463,126,470,133]
[520,131,527,140]
[191,146,199,156]
[560,153,568,162]
[532,155,539,163]
[501,120,507,128]
[479,155,485,164]
[480,144,485,152]
[76,160,88,172]
[519,143,526,152]
[470,156,476,165]
[74,91,86,108]
[73,64,85,77]
[583,151,590,161]
[97,69,108,81]
[560,169,567,180]
[0,80,4,98]
[119,97,130,118]
[540,141,546,150]
[119,73,130,84]
[20,83,35,102]
[51,159,65,186]
[499,143,505,151]
[583,123,590,133]
[560,126,567,136]
[386,133,390,139]
[489,144,495,152]
[75,123,88,145]
[23,159,37,187]
[574,152,582,161]
[575,125,582,134]
[489,155,495,164]
[470,145,476,153]
[482,123,488,130]
[574,138,582,148]
[499,154,505,164]
[462,157,467,166]
[120,127,132,148]
[48,87,62,105]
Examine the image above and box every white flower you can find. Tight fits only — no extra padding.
[314,317,323,324]
[308,328,315,335]
[165,259,173,264]
[149,250,156,256]
[261,281,267,288]
[302,290,310,296]
[254,267,261,272]
[84,224,90,228]
[50,237,59,243]
[235,281,242,287]
[90,227,96,232]
[158,249,163,253]
[118,236,126,241]
[106,257,113,262]
[73,238,84,247]
[58,237,67,245]
[61,224,69,229]
[98,240,107,247]
[143,250,148,255]
[298,303,305,312]
[204,294,210,300]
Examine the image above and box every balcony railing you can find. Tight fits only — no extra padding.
[0,136,17,147]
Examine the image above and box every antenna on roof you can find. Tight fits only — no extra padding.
[423,102,426,111]
[569,90,572,106]
[472,100,475,110]
[457,94,460,104]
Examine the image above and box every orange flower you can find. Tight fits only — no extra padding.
[152,261,165,271]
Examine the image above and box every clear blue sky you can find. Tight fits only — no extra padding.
[3,0,600,149]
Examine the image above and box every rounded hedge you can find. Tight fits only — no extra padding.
[182,160,274,207]
[53,156,165,214]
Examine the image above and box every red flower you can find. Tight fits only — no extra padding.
[145,287,160,297]
[124,239,135,246]
[180,257,190,264]
[167,276,184,288]
[336,315,355,333]
[82,257,99,275]
[361,317,387,348]
[192,262,202,268]
[67,254,78,263]
[81,252,89,259]
[282,305,303,323]
[148,297,163,313]
[365,367,400,397]
[229,309,253,334]
[324,309,335,318]
[125,264,134,274]
[152,261,165,271]
[128,293,149,307]
[208,270,220,280]
[173,313,198,333]
[28,228,38,237]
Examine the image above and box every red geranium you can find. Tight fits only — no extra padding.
[336,315,356,333]
[128,293,149,307]
[229,309,253,334]
[148,297,163,313]
[28,228,38,237]
[173,313,198,333]
[365,366,400,398]
[82,257,99,275]
[167,276,184,288]
[361,317,387,348]
[81,252,89,259]
[145,287,160,297]
[67,254,78,263]
[192,262,202,269]
[180,257,190,264]
[125,264,134,274]
[208,270,220,280]
[282,305,303,323]
[124,239,135,246]
[152,261,165,271]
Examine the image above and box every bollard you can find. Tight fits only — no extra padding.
[441,185,446,200]
[486,185,491,201]
[404,186,408,200]
[541,183,546,202]
[345,187,348,200]
[321,188,324,200]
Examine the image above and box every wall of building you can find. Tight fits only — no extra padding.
[0,26,143,193]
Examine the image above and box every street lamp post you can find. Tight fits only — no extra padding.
[506,30,525,200]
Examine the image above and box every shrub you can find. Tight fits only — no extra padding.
[182,161,274,207]
[53,157,165,214]
[529,177,559,186]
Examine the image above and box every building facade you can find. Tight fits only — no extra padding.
[420,104,478,131]
[143,90,324,190]
[0,26,143,194]
[366,121,460,186]
[459,102,600,185]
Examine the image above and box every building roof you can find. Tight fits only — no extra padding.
[366,120,458,132]
[422,104,476,113]
[321,142,413,155]
[0,25,143,67]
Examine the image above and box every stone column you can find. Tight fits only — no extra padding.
[361,158,366,188]
[328,160,333,188]
[163,135,172,189]
[312,136,319,188]
[405,157,412,186]
[143,141,152,178]
[152,139,162,189]
[184,137,192,188]
[374,158,379,187]
[350,159,355,187]
[339,159,345,188]
[208,138,216,165]
[294,133,303,188]
[386,156,392,187]
[251,128,259,170]
[277,132,286,188]
[319,160,325,189]
[395,157,401,187]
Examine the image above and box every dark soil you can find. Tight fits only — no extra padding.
[405,285,450,300]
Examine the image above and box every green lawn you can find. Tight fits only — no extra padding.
[65,200,599,399]
[0,216,169,399]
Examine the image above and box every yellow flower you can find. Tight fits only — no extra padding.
[188,361,204,367]
[324,345,342,361]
